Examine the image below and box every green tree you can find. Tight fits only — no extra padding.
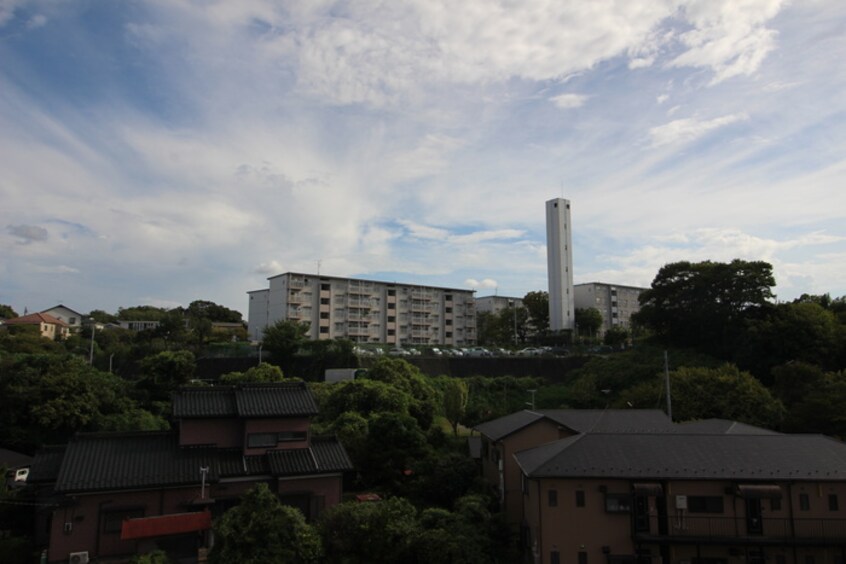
[440,377,469,436]
[364,357,438,429]
[263,320,309,361]
[603,326,629,347]
[635,259,775,355]
[117,305,171,321]
[362,412,428,487]
[210,483,321,564]
[319,497,419,563]
[318,379,411,423]
[88,309,118,324]
[0,304,19,319]
[138,350,196,402]
[783,370,846,437]
[220,362,286,384]
[185,300,243,323]
[575,308,603,341]
[522,291,549,335]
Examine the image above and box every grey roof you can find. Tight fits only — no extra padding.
[515,433,846,481]
[43,431,351,493]
[172,382,318,419]
[675,419,780,435]
[26,445,65,483]
[0,447,33,469]
[474,409,673,441]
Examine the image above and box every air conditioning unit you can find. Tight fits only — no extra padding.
[675,495,688,509]
[69,551,89,564]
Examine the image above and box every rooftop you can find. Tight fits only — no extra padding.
[474,409,674,441]
[172,382,318,419]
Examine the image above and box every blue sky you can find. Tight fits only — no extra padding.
[2,0,845,318]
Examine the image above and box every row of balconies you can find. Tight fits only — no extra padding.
[636,516,846,543]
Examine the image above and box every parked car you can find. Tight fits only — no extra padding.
[388,347,411,356]
[516,347,544,356]
[465,346,493,357]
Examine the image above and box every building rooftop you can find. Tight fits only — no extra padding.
[265,271,476,293]
[515,432,846,481]
[3,312,69,326]
[172,382,318,419]
[474,409,674,441]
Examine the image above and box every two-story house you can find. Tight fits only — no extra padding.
[475,409,675,529]
[30,382,352,564]
[515,432,846,564]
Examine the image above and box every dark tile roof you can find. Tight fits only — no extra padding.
[474,409,673,441]
[515,433,846,481]
[27,445,66,483]
[0,447,33,469]
[674,419,780,435]
[172,382,318,419]
[267,437,353,476]
[47,432,351,493]
[55,433,218,493]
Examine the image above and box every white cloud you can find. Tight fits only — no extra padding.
[649,112,749,147]
[550,93,588,109]
[465,278,498,289]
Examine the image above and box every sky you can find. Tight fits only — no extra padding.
[2,0,845,319]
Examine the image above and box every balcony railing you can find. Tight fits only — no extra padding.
[636,516,846,543]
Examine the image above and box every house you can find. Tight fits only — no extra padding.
[474,409,675,528]
[248,272,476,346]
[30,382,352,563]
[2,312,70,340]
[39,305,85,332]
[515,432,846,564]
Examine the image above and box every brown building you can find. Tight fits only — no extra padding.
[30,382,352,563]
[475,410,675,528]
[3,312,70,340]
[515,432,846,564]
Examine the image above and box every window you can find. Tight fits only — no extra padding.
[388,316,396,322]
[446,332,452,338]
[320,312,330,319]
[445,294,453,301]
[388,303,396,310]
[688,496,724,513]
[800,493,810,511]
[320,283,330,291]
[605,493,632,513]
[320,326,329,334]
[388,289,396,296]
[388,329,395,336]
[102,507,144,533]
[445,307,453,313]
[830,494,839,511]
[278,431,307,442]
[576,490,585,507]
[548,489,558,507]
[320,297,330,305]
[248,433,277,448]
[446,319,453,326]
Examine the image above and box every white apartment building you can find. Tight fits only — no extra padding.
[574,282,647,334]
[475,295,523,315]
[248,272,476,346]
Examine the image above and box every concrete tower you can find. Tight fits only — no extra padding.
[546,198,575,331]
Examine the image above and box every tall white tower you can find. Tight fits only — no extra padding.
[546,198,575,332]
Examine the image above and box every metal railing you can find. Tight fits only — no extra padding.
[641,516,846,542]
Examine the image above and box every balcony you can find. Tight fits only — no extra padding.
[634,516,846,545]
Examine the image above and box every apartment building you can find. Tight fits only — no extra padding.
[248,272,476,346]
[574,282,648,335]
[476,295,524,315]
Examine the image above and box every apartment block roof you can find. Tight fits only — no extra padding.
[266,271,476,294]
[515,433,846,481]
[46,431,351,493]
[172,382,318,419]
[474,409,674,441]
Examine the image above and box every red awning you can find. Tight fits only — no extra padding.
[121,511,212,540]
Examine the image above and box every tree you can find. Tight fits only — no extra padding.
[575,308,603,341]
[364,357,438,429]
[263,320,309,361]
[138,350,196,402]
[362,412,428,487]
[634,259,775,355]
[603,326,629,347]
[0,304,19,319]
[317,379,411,423]
[210,483,321,564]
[117,305,171,321]
[185,300,243,323]
[440,377,469,436]
[220,362,286,384]
[88,309,118,324]
[319,497,419,563]
[522,291,550,335]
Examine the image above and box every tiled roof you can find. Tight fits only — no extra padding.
[267,437,353,476]
[4,312,69,327]
[27,445,66,483]
[474,409,673,441]
[55,433,218,493]
[675,419,780,435]
[515,433,846,481]
[42,432,351,493]
[172,382,318,419]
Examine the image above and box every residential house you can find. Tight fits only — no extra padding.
[475,410,675,528]
[30,382,352,563]
[2,312,70,340]
[515,432,846,564]
[39,305,85,332]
